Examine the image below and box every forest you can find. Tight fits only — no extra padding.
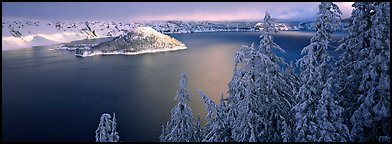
[94,2,390,142]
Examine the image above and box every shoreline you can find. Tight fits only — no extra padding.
[75,46,188,57]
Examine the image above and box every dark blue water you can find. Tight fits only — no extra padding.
[2,31,346,142]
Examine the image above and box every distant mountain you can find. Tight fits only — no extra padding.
[147,21,257,33]
[30,35,59,47]
[76,27,186,57]
[3,20,350,43]
[296,18,351,31]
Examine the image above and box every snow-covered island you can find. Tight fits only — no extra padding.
[56,37,115,51]
[73,27,186,57]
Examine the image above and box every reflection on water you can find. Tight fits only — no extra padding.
[2,31,346,142]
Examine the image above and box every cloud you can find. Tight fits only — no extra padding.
[133,10,263,21]
[336,2,354,18]
[2,32,81,50]
[2,2,354,22]
[271,6,318,22]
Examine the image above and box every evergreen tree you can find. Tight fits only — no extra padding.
[217,94,234,142]
[193,114,202,142]
[294,2,349,142]
[229,43,264,142]
[257,12,298,142]
[316,76,350,142]
[284,61,300,103]
[225,50,245,138]
[95,113,119,142]
[199,90,233,142]
[336,2,390,142]
[198,90,218,142]
[160,73,196,142]
[226,12,296,142]
[109,113,120,142]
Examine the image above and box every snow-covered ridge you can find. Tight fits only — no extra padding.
[2,20,351,40]
[74,27,187,57]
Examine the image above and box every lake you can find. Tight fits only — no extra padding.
[2,31,346,142]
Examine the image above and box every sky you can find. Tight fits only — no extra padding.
[2,2,354,22]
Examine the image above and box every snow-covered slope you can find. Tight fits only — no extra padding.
[76,27,186,57]
[29,35,59,47]
[2,20,350,51]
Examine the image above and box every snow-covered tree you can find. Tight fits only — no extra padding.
[193,114,202,142]
[109,113,120,142]
[284,61,300,103]
[95,113,119,142]
[316,76,350,142]
[226,12,297,142]
[199,91,233,142]
[96,113,112,142]
[257,12,299,142]
[198,90,218,142]
[293,2,349,142]
[216,94,234,142]
[228,43,264,142]
[160,73,197,142]
[225,67,242,141]
[335,2,390,142]
[281,121,292,142]
[249,122,257,142]
[281,61,300,142]
[232,79,262,142]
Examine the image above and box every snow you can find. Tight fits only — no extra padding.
[95,113,119,142]
[2,2,388,143]
[336,2,390,142]
[160,73,196,142]
[75,46,187,57]
[69,26,187,57]
[3,19,352,51]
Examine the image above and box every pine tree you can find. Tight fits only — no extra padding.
[234,83,260,142]
[294,2,349,142]
[217,94,234,142]
[225,51,245,139]
[316,76,349,142]
[229,44,264,142]
[95,113,119,142]
[281,121,292,142]
[258,12,299,142]
[284,61,300,103]
[109,113,120,142]
[336,2,390,142]
[198,90,218,142]
[249,122,257,142]
[335,2,370,129]
[226,12,297,142]
[199,91,233,142]
[193,114,202,142]
[160,73,196,142]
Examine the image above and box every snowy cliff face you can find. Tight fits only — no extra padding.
[75,27,187,57]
